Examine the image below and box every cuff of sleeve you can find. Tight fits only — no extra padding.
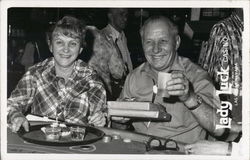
[183,93,197,107]
[227,141,232,156]
[8,111,25,124]
[231,142,240,156]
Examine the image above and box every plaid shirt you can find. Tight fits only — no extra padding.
[8,57,106,125]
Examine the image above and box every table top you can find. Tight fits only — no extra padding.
[7,122,185,154]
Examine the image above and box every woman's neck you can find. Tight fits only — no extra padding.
[55,63,75,81]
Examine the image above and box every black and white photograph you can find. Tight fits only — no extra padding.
[1,0,249,160]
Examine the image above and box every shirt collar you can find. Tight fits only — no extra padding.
[68,60,80,82]
[42,58,81,83]
[107,24,123,41]
[41,58,56,82]
[231,12,243,30]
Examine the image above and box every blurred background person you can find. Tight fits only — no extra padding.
[20,29,51,71]
[88,8,133,101]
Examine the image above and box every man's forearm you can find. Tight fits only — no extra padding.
[190,102,224,136]
[183,93,224,136]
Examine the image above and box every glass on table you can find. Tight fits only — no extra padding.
[44,127,61,141]
[70,126,86,141]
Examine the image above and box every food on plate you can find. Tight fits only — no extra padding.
[61,126,71,137]
[41,123,86,141]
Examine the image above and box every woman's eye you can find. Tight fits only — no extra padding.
[55,40,63,45]
[70,42,77,46]
[145,40,152,45]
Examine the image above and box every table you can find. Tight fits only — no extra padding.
[7,122,186,154]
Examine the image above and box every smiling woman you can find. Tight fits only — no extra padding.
[48,16,84,80]
[7,16,107,133]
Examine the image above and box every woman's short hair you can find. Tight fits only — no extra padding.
[48,16,86,46]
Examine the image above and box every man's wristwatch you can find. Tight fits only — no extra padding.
[187,94,203,110]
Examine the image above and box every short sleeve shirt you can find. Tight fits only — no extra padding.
[119,56,220,143]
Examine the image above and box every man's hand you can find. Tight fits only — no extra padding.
[11,117,29,132]
[166,72,191,102]
[184,140,229,155]
[88,112,106,127]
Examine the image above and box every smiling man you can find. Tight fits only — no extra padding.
[7,16,107,132]
[119,16,227,144]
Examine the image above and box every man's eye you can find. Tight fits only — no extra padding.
[160,39,168,43]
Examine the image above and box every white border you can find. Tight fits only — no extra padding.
[1,1,249,160]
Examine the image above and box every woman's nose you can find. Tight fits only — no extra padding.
[63,44,69,53]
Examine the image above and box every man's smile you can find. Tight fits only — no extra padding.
[151,55,165,59]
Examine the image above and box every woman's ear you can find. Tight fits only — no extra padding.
[79,47,83,54]
[175,35,181,50]
[48,40,53,53]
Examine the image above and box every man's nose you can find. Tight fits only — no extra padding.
[153,43,161,54]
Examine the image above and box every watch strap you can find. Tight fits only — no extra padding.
[188,94,203,110]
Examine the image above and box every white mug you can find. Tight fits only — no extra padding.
[157,72,172,98]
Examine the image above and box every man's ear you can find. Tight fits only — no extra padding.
[175,35,181,50]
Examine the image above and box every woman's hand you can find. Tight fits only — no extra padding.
[88,112,106,127]
[11,116,29,132]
